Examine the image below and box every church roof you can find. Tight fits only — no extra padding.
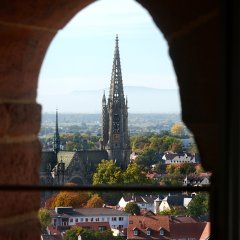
[57,151,76,168]
[41,151,57,172]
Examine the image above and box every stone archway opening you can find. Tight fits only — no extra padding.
[40,1,202,184]
[0,1,220,239]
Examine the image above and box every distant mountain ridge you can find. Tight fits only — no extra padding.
[39,86,181,113]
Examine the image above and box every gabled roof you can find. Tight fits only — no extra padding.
[50,207,129,217]
[200,222,211,239]
[41,151,57,172]
[74,207,129,216]
[122,195,157,204]
[57,151,76,168]
[170,216,198,223]
[186,174,211,182]
[163,152,195,161]
[143,210,156,216]
[162,195,185,207]
[127,215,170,239]
[170,222,210,239]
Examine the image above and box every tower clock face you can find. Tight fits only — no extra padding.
[113,134,120,141]
[113,114,120,133]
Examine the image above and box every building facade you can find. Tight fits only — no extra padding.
[50,207,129,231]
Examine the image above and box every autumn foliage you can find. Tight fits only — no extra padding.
[85,194,104,208]
[52,191,90,208]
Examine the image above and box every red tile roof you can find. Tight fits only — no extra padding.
[127,215,170,239]
[47,225,62,236]
[200,222,211,239]
[170,222,210,239]
[170,216,198,223]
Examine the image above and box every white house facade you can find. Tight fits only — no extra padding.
[158,195,192,212]
[162,152,196,164]
[50,207,129,230]
[118,195,156,212]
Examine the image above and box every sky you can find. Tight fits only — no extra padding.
[37,0,180,113]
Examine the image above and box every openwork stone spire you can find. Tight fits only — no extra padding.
[109,34,125,104]
[53,108,60,154]
[101,35,130,170]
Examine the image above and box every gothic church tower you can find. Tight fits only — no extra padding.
[102,35,130,170]
[53,108,60,154]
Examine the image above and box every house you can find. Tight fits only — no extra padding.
[118,195,164,213]
[183,173,211,186]
[47,222,111,240]
[169,222,210,240]
[127,215,170,239]
[162,152,196,164]
[49,207,129,236]
[130,152,139,162]
[158,195,192,213]
[146,172,162,181]
[127,216,210,240]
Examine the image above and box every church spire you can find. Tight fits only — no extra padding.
[109,34,125,104]
[53,108,60,154]
[102,35,130,170]
[102,90,106,104]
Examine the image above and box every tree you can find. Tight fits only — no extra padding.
[38,208,51,230]
[85,194,104,208]
[154,162,166,174]
[187,144,199,154]
[124,202,140,215]
[135,149,159,170]
[179,163,196,175]
[171,122,186,137]
[65,227,116,240]
[195,164,205,173]
[52,191,89,208]
[93,160,123,185]
[149,135,163,152]
[166,164,178,175]
[123,163,150,184]
[157,136,183,154]
[65,226,82,240]
[131,136,151,153]
[160,175,182,186]
[44,193,57,209]
[169,140,183,153]
[158,206,187,216]
[187,192,209,217]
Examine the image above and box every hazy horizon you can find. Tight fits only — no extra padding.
[39,86,181,114]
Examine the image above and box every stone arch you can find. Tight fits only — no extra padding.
[69,176,84,185]
[0,1,221,239]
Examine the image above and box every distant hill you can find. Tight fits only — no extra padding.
[38,86,181,113]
